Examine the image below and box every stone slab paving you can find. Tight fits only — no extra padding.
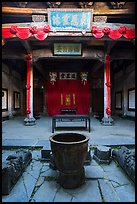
[85,165,105,179]
[2,138,135,150]
[104,167,132,187]
[36,139,51,148]
[89,137,135,147]
[71,180,102,202]
[2,149,135,202]
[2,176,29,202]
[2,116,135,142]
[98,179,121,202]
[2,139,39,148]
[114,183,135,202]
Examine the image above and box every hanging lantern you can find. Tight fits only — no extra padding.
[81,72,88,85]
[49,72,57,85]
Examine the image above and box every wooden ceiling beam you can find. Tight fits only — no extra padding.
[2,22,134,29]
[2,50,26,60]
[20,40,32,54]
[111,48,135,60]
[33,61,46,79]
[91,61,103,73]
[32,48,104,61]
[2,6,134,15]
[105,41,117,54]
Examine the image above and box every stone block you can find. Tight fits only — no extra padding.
[49,154,57,170]
[41,143,51,161]
[93,145,112,164]
[112,146,135,182]
[2,149,32,195]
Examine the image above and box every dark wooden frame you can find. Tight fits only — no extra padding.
[53,43,82,56]
[2,88,8,111]
[128,88,135,111]
[14,91,21,110]
[52,114,90,133]
[60,108,77,115]
[115,91,122,110]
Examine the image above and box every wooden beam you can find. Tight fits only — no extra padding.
[2,22,48,28]
[2,50,26,60]
[132,39,135,45]
[111,49,135,60]
[2,22,135,29]
[2,6,134,15]
[92,61,103,73]
[32,48,104,61]
[2,7,35,14]
[105,41,117,54]
[20,40,32,54]
[33,61,46,79]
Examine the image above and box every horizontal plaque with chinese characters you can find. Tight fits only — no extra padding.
[59,72,77,80]
[54,43,82,55]
[48,8,93,31]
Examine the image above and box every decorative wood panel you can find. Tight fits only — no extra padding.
[2,88,8,111]
[128,88,135,111]
[115,91,122,110]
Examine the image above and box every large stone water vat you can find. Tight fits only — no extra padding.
[49,133,89,188]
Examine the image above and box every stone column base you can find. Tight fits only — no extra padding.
[24,117,36,126]
[101,117,113,126]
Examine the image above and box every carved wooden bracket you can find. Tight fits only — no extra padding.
[32,15,46,22]
[77,2,94,8]
[46,2,62,8]
[109,2,126,9]
[14,2,28,8]
[94,16,107,23]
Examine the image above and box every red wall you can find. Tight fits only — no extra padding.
[45,80,90,116]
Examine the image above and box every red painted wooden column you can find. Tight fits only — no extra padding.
[24,54,35,125]
[105,54,111,118]
[26,54,31,118]
[102,54,113,125]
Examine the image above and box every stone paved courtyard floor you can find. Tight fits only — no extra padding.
[2,116,135,202]
[2,148,135,202]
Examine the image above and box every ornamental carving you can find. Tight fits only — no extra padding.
[109,2,126,9]
[46,2,62,8]
[32,15,46,22]
[14,2,28,8]
[2,38,5,46]
[112,146,135,183]
[81,72,88,85]
[77,2,94,8]
[94,16,107,23]
[59,72,77,80]
[49,72,57,85]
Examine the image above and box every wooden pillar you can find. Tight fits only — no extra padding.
[43,85,47,115]
[101,54,113,125]
[24,54,36,125]
[8,68,13,118]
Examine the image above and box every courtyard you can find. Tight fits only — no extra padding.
[2,116,135,202]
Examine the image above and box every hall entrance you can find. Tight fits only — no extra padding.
[33,58,104,116]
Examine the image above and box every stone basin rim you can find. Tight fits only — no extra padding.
[49,133,89,145]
